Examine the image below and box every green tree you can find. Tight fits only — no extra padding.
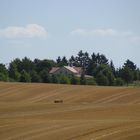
[110,60,116,76]
[30,71,41,83]
[124,59,136,71]
[10,58,22,72]
[121,66,133,85]
[69,55,76,66]
[56,56,68,66]
[107,71,115,86]
[51,74,59,83]
[56,56,61,64]
[96,72,109,86]
[20,57,35,73]
[96,53,108,65]
[87,52,97,75]
[77,50,84,66]
[40,69,51,83]
[0,64,8,75]
[8,63,21,81]
[34,59,56,73]
[20,70,31,82]
[0,73,8,81]
[115,78,124,86]
[0,64,9,81]
[133,69,140,81]
[76,51,90,71]
[62,56,68,66]
[70,75,79,85]
[80,72,86,85]
[94,64,115,85]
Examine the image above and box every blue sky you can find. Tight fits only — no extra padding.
[0,0,140,67]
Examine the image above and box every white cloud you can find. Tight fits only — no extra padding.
[130,36,140,43]
[70,28,140,46]
[70,28,132,37]
[0,24,48,39]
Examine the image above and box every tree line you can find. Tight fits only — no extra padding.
[0,50,140,86]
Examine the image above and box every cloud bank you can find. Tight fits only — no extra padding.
[70,28,140,45]
[131,36,140,43]
[0,24,48,39]
[70,28,132,37]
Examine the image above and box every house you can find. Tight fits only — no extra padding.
[49,66,93,78]
[49,66,82,75]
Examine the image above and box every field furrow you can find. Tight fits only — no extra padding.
[0,82,140,139]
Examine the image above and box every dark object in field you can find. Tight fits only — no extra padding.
[54,100,63,103]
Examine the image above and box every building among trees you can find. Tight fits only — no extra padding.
[0,50,139,86]
[49,66,92,79]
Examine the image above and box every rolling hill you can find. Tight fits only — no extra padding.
[0,82,140,140]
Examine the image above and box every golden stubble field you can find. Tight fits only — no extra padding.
[0,82,140,140]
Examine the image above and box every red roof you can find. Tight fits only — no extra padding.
[73,67,82,74]
[49,66,82,75]
[49,67,60,74]
[64,66,78,74]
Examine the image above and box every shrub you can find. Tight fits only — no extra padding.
[80,73,87,85]
[0,73,8,81]
[70,75,80,85]
[115,78,124,86]
[96,72,109,86]
[60,75,70,84]
[86,78,96,85]
[51,74,59,83]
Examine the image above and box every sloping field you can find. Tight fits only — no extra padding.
[0,82,140,140]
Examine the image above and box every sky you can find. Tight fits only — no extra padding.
[0,0,140,68]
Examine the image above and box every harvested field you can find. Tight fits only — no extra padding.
[0,82,140,140]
